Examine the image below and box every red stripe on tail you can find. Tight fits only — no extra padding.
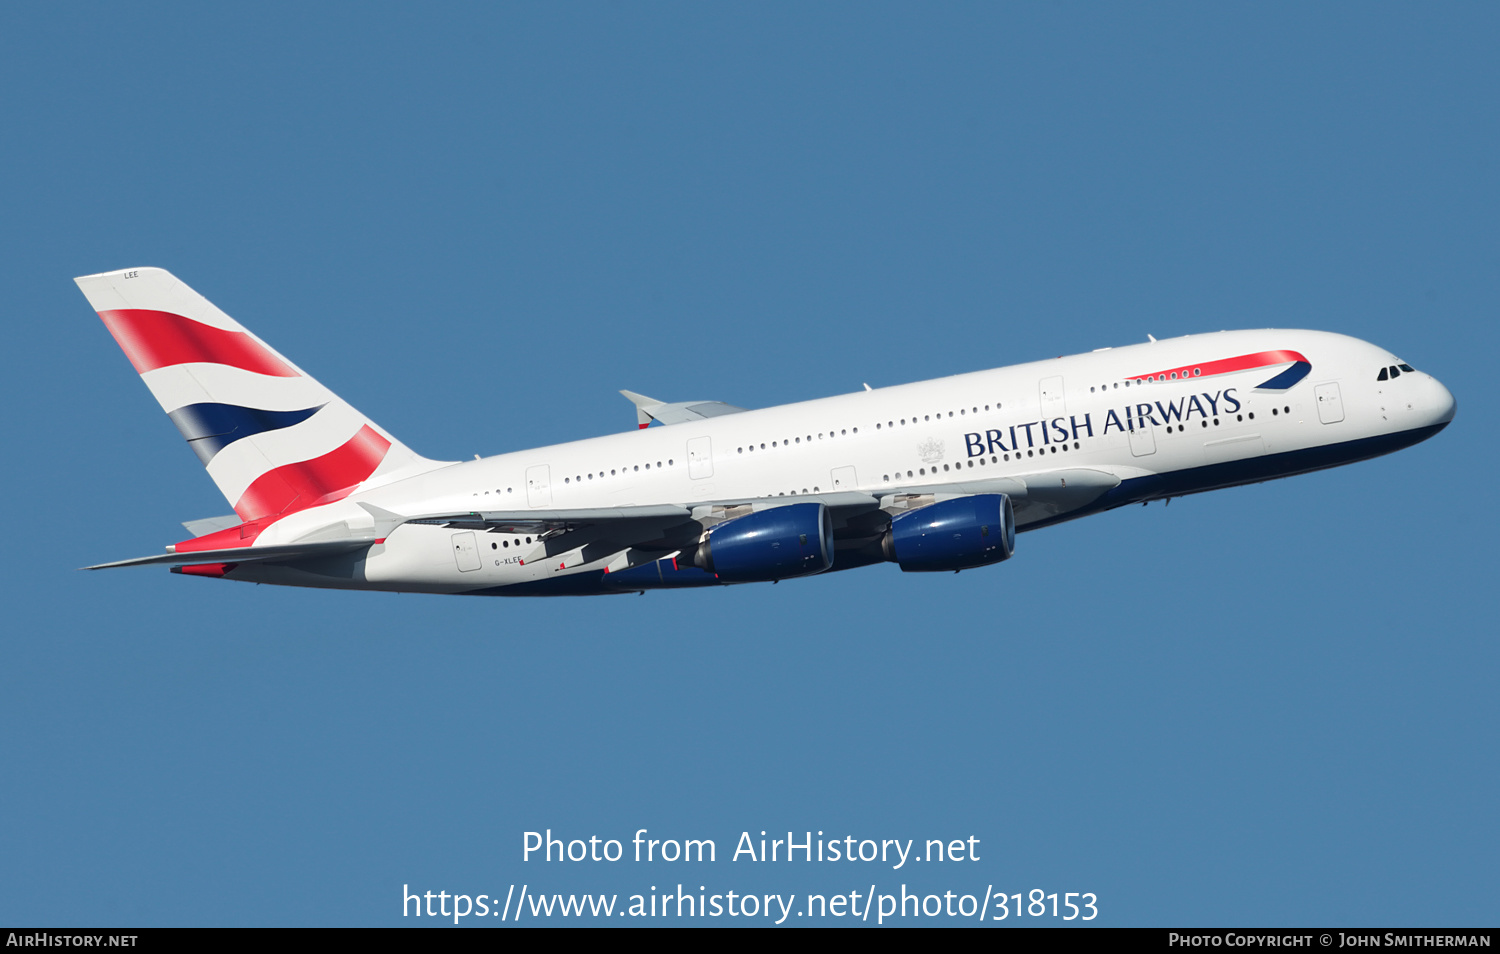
[233,425,391,521]
[98,309,298,377]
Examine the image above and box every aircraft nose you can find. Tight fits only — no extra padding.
[1427,375,1457,426]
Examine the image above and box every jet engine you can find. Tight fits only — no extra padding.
[882,494,1015,572]
[694,502,834,582]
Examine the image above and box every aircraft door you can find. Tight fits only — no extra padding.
[687,437,714,479]
[526,465,552,507]
[452,531,481,572]
[831,465,857,491]
[1040,376,1066,416]
[1128,417,1156,457]
[1315,383,1345,424]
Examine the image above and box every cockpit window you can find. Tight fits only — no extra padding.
[1377,367,1388,381]
[1398,363,1415,373]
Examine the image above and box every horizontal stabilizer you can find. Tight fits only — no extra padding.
[181,514,242,537]
[84,539,373,570]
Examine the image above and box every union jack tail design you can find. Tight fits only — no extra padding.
[76,267,442,522]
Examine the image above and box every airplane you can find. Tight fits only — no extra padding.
[76,267,1456,597]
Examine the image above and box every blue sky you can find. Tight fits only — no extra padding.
[2,2,1495,926]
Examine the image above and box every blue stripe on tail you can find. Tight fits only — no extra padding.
[167,402,326,464]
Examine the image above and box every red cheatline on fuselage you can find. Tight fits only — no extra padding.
[1127,349,1311,385]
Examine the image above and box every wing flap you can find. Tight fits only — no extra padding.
[404,504,694,535]
[874,469,1120,525]
[877,469,1118,503]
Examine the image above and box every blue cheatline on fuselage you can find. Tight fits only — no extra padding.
[1252,360,1312,392]
[1023,421,1449,533]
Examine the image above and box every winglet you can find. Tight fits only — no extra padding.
[619,390,664,429]
[620,390,749,428]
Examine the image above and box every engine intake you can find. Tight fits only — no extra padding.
[695,503,834,582]
[883,494,1015,572]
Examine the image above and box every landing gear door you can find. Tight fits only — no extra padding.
[1315,383,1345,424]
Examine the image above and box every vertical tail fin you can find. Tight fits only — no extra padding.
[76,267,446,521]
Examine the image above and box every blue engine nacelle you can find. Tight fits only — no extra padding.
[882,494,1015,572]
[695,503,834,582]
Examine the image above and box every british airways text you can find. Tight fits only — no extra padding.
[963,388,1242,456]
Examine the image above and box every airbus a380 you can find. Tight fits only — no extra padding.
[78,267,1455,597]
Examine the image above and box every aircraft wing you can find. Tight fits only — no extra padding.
[406,503,703,571]
[875,468,1121,525]
[314,472,1116,560]
[89,472,1118,573]
[620,390,748,428]
[405,504,694,535]
[1003,467,1121,522]
[406,496,889,571]
[866,467,1116,502]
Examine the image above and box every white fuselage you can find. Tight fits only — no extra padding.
[231,328,1455,595]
